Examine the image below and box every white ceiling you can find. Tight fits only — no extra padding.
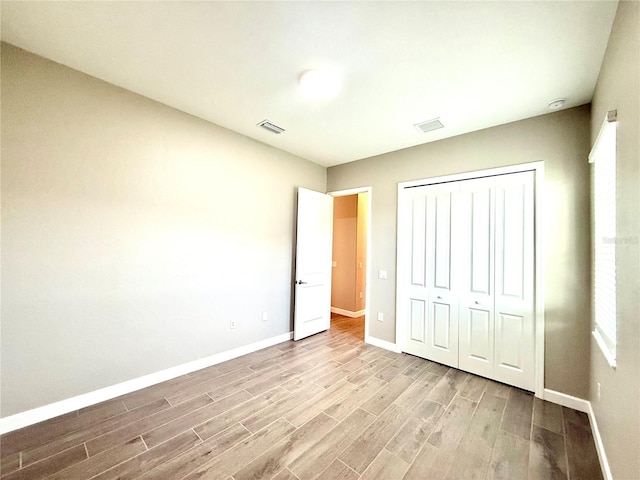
[1,1,618,167]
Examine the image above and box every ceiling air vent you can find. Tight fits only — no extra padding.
[257,120,285,134]
[414,118,444,133]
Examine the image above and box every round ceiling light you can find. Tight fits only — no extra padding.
[548,98,566,110]
[299,69,341,100]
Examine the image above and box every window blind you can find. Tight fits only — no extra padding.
[589,111,617,367]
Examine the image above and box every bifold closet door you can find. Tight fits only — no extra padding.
[457,177,496,379]
[401,171,535,391]
[404,183,459,368]
[493,172,535,391]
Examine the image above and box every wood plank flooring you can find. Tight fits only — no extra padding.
[0,315,604,480]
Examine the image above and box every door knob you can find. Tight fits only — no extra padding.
[296,280,308,285]
[474,300,480,305]
[437,296,442,300]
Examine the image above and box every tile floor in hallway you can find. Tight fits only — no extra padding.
[0,314,604,480]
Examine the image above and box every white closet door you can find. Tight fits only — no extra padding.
[458,177,496,378]
[400,170,535,391]
[426,186,459,367]
[404,184,459,368]
[404,193,429,359]
[494,171,535,391]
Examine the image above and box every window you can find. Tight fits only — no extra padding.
[589,110,617,368]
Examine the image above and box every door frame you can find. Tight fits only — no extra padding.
[396,162,545,398]
[327,187,373,343]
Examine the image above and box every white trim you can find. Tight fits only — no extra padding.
[395,181,411,355]
[543,388,589,413]
[590,114,618,367]
[365,334,402,353]
[543,389,612,480]
[398,161,545,189]
[328,186,373,346]
[331,307,366,318]
[0,331,293,434]
[533,163,546,397]
[328,186,371,197]
[395,161,546,398]
[592,330,617,369]
[587,402,614,480]
[589,110,617,163]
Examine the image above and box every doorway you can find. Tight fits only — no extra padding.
[329,188,372,342]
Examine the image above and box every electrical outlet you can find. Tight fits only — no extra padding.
[230,319,237,329]
[597,382,601,400]
[378,270,387,279]
[262,311,268,322]
[377,312,384,321]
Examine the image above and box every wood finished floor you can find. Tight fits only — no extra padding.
[0,315,603,480]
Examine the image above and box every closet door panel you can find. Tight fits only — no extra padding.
[409,299,426,344]
[494,172,535,391]
[404,195,430,358]
[468,307,492,358]
[501,186,526,299]
[425,188,458,367]
[434,194,452,289]
[411,195,427,287]
[496,312,525,370]
[458,179,495,378]
[432,301,452,349]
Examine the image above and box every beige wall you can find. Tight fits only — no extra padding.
[331,195,358,311]
[589,2,640,478]
[328,106,592,398]
[0,44,326,417]
[331,193,368,313]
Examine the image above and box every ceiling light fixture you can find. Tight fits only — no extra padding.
[299,69,341,100]
[548,98,566,110]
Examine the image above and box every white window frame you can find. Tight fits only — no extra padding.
[589,110,617,369]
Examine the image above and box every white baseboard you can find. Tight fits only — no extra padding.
[0,331,293,435]
[331,307,365,318]
[365,335,401,353]
[544,388,612,480]
[543,388,590,412]
[587,402,614,480]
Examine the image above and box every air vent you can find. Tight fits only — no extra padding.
[257,120,285,134]
[414,118,444,133]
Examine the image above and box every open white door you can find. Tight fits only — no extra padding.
[294,188,334,341]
